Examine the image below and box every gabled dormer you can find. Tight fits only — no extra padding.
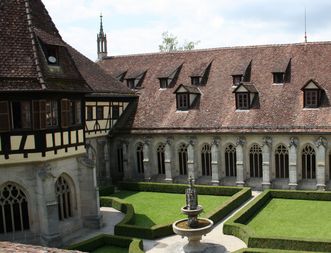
[190,60,213,86]
[231,60,252,86]
[233,83,258,110]
[157,63,182,89]
[301,79,325,108]
[125,69,147,89]
[174,84,201,111]
[272,58,291,84]
[115,71,127,82]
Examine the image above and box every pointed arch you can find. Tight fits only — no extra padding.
[55,174,75,221]
[249,144,262,178]
[275,144,289,178]
[201,144,212,176]
[136,142,144,174]
[302,145,316,179]
[0,182,30,233]
[225,143,237,177]
[157,143,166,175]
[178,143,188,175]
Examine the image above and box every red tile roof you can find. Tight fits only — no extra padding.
[99,42,331,133]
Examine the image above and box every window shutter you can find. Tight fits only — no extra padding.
[61,99,70,128]
[0,101,10,132]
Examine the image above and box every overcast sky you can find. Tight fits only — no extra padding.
[42,0,331,61]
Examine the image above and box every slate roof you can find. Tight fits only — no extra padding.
[0,0,133,97]
[99,42,331,133]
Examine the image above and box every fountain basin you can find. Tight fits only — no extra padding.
[181,205,203,216]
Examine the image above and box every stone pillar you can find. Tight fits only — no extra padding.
[77,154,102,229]
[37,164,62,247]
[164,137,173,182]
[187,137,196,181]
[211,137,221,185]
[262,136,272,189]
[122,141,131,180]
[143,137,151,181]
[288,137,298,190]
[315,137,327,190]
[235,137,246,187]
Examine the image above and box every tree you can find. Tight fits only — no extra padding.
[159,31,199,52]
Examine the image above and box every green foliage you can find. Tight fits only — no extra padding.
[159,31,199,52]
[224,190,331,252]
[99,185,115,196]
[233,248,325,253]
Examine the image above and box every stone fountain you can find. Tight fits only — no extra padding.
[172,177,214,253]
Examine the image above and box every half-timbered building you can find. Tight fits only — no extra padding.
[0,0,134,247]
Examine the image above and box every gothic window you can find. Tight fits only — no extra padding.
[0,101,10,132]
[12,101,31,129]
[0,183,30,233]
[136,143,144,174]
[225,144,237,177]
[157,144,166,175]
[275,145,289,178]
[302,145,316,179]
[249,144,262,178]
[117,145,124,173]
[56,176,73,221]
[178,144,188,175]
[201,144,212,176]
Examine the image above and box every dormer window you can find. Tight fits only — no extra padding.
[302,79,324,108]
[174,84,201,111]
[273,72,284,84]
[125,70,146,90]
[232,75,243,85]
[191,76,201,85]
[159,78,169,89]
[127,79,135,89]
[233,83,259,110]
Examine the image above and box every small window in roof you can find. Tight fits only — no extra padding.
[236,93,249,109]
[304,90,320,108]
[273,73,284,84]
[177,93,189,110]
[191,76,201,85]
[159,78,168,89]
[233,75,243,85]
[127,79,135,89]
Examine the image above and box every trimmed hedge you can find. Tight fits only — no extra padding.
[224,189,331,252]
[101,182,251,239]
[99,185,115,196]
[67,234,144,253]
[233,248,325,253]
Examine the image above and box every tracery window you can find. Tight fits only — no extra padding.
[0,183,30,233]
[117,145,124,173]
[136,143,144,174]
[178,144,188,175]
[249,144,262,178]
[225,144,237,177]
[56,176,72,221]
[201,144,212,176]
[157,144,166,175]
[275,145,289,178]
[302,145,316,179]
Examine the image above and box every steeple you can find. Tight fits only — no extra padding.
[97,13,108,60]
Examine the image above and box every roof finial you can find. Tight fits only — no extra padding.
[304,7,307,43]
[100,13,104,34]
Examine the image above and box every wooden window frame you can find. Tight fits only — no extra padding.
[159,78,168,89]
[61,99,70,128]
[304,89,320,108]
[191,76,201,85]
[96,106,104,120]
[236,92,250,109]
[273,72,284,84]
[127,79,135,89]
[46,100,58,128]
[232,75,243,85]
[33,100,46,130]
[0,101,10,132]
[176,93,189,110]
[86,106,93,121]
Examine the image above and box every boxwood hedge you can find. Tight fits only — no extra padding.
[233,248,325,253]
[224,189,331,252]
[101,182,251,239]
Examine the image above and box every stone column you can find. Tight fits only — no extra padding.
[187,137,196,181]
[262,136,272,189]
[164,137,173,182]
[143,137,152,181]
[288,137,298,190]
[315,137,327,190]
[122,141,131,180]
[211,137,221,185]
[37,164,62,247]
[235,137,246,187]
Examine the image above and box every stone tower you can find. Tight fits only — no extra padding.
[97,14,108,60]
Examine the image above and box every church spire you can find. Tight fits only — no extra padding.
[97,13,108,60]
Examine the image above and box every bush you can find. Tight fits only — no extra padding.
[99,185,115,196]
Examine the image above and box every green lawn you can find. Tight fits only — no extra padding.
[110,191,230,227]
[91,245,128,253]
[247,198,331,239]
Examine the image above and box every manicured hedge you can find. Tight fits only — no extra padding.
[67,234,144,253]
[99,185,115,196]
[224,189,331,252]
[233,248,325,253]
[101,182,251,239]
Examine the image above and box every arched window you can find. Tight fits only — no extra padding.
[157,144,166,175]
[136,143,144,174]
[0,183,29,233]
[201,144,212,176]
[275,145,289,178]
[249,144,262,178]
[225,144,237,177]
[56,176,72,221]
[302,145,316,179]
[178,144,188,175]
[117,145,124,173]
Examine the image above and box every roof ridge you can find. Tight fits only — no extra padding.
[104,41,331,59]
[24,0,46,90]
